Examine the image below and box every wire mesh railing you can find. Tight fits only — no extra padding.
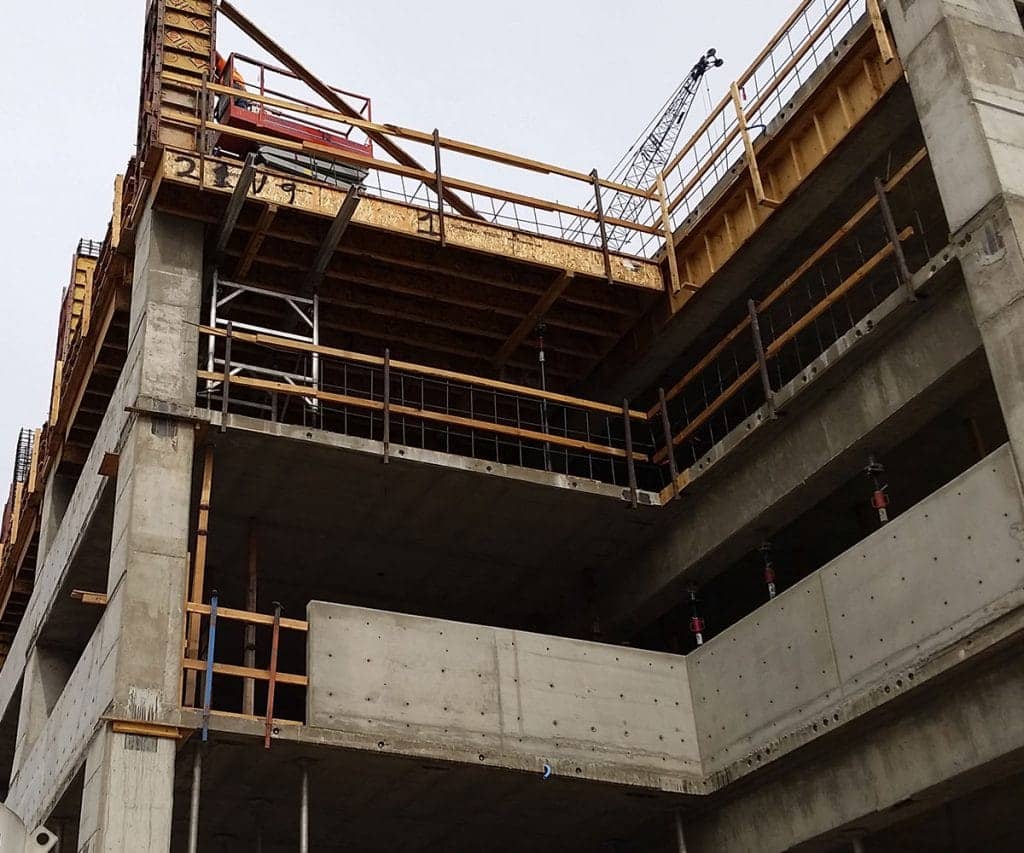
[630,0,872,259]
[198,327,661,497]
[651,150,940,480]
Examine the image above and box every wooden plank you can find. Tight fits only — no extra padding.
[731,82,781,210]
[184,446,214,706]
[185,601,308,633]
[237,204,277,279]
[71,589,109,606]
[182,657,309,687]
[657,175,681,294]
[160,70,654,200]
[494,271,574,369]
[867,0,896,64]
[171,115,663,238]
[110,720,186,740]
[198,325,645,419]
[198,369,648,461]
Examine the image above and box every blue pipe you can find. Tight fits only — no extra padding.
[201,592,219,742]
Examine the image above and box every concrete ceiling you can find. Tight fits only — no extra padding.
[202,422,661,634]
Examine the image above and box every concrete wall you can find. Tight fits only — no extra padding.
[307,603,702,789]
[303,441,1024,819]
[690,442,1024,775]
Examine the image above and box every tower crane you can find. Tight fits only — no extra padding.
[584,48,724,251]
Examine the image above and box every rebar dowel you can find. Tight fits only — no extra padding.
[433,129,447,247]
[590,169,614,285]
[383,349,391,464]
[188,746,203,853]
[264,602,283,749]
[220,321,233,431]
[747,300,775,417]
[623,399,638,509]
[300,763,310,853]
[201,591,219,742]
[873,176,915,301]
[658,388,681,497]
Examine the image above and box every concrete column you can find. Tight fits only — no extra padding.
[37,468,76,563]
[888,0,1024,483]
[76,726,175,853]
[79,207,203,852]
[10,645,74,774]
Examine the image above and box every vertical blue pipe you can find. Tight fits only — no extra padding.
[201,592,219,742]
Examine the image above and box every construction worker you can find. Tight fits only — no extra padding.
[214,52,253,115]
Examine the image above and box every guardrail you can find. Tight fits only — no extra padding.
[198,325,659,500]
[159,68,667,271]
[183,597,308,745]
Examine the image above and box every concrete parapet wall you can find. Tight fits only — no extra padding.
[305,443,1024,795]
[307,603,702,788]
[691,442,1024,772]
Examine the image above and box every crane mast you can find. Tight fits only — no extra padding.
[589,48,724,252]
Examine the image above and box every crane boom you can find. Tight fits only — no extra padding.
[579,49,723,252]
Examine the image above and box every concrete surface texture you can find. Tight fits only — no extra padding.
[305,444,1024,798]
[3,1,1024,850]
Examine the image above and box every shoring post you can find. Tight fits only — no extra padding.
[747,299,776,418]
[865,454,890,525]
[760,541,777,600]
[623,399,638,509]
[433,129,447,247]
[188,744,203,853]
[201,591,219,742]
[658,388,681,499]
[873,177,916,302]
[382,348,391,464]
[688,587,705,646]
[264,601,283,749]
[299,762,310,853]
[590,169,615,285]
[675,809,689,853]
[220,320,233,431]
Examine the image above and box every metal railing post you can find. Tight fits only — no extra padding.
[623,399,638,509]
[873,177,917,302]
[590,169,615,284]
[658,388,681,498]
[264,601,283,749]
[383,348,391,464]
[220,320,233,432]
[747,299,776,418]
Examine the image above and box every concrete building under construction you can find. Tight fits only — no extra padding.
[1,0,1023,849]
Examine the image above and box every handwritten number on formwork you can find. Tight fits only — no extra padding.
[253,174,268,195]
[174,156,198,179]
[212,163,231,189]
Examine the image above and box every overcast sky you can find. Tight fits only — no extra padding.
[0,0,796,480]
